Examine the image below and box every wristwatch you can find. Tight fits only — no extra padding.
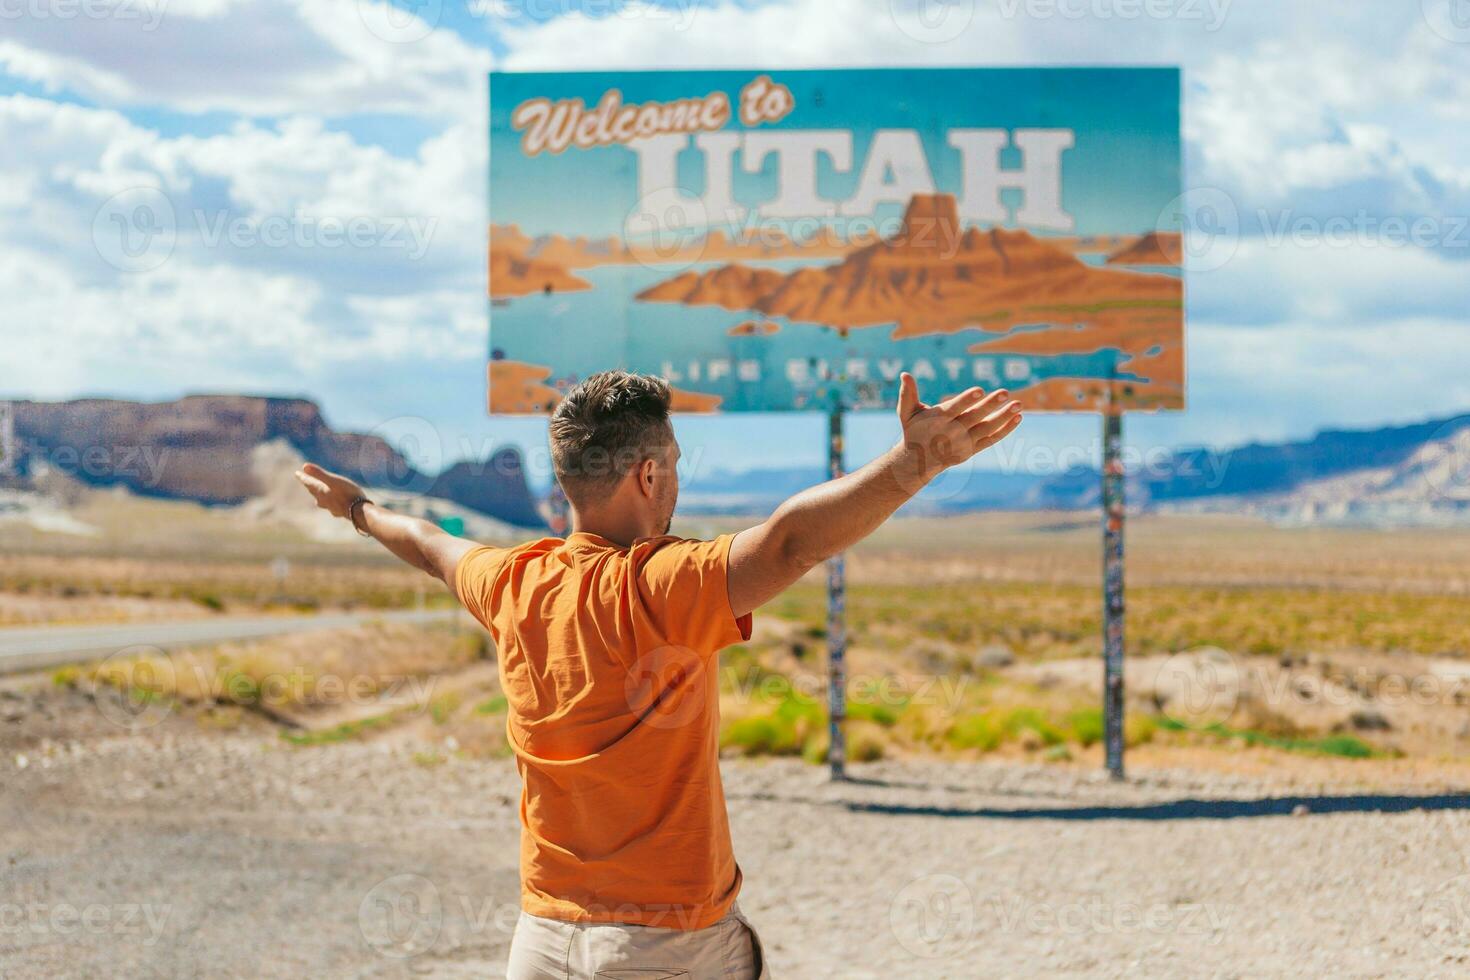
[347,496,373,537]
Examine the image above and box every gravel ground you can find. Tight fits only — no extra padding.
[5,733,1470,979]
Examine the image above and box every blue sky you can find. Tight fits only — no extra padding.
[2,0,1469,492]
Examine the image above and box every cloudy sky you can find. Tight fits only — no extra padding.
[3,0,1469,486]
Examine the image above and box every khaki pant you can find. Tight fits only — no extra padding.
[506,903,769,979]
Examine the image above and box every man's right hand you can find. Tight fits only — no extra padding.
[726,373,1023,618]
[893,372,1023,486]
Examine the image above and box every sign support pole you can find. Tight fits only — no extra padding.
[1101,399,1126,780]
[826,404,847,782]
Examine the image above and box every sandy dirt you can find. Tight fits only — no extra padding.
[5,727,1470,979]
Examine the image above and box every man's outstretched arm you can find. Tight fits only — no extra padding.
[293,463,476,588]
[726,373,1022,618]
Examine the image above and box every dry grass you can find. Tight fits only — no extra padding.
[68,620,489,721]
[0,553,452,619]
[20,507,1470,773]
[764,579,1470,661]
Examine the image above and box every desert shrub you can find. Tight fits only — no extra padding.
[475,695,508,715]
[1065,707,1105,747]
[945,713,1004,752]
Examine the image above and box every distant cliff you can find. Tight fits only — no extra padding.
[1030,412,1470,517]
[10,395,546,528]
[428,449,543,528]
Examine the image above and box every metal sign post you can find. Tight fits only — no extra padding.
[826,404,847,782]
[0,402,15,478]
[1101,401,1127,780]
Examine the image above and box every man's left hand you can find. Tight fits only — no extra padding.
[294,462,365,519]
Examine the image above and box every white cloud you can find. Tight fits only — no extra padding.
[0,90,487,400]
[1192,237,1470,328]
[0,93,483,292]
[0,0,489,118]
[499,2,1470,233]
[1189,37,1470,208]
[2,0,1468,454]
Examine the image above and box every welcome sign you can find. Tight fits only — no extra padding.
[488,68,1184,414]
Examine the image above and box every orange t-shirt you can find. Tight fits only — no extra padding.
[453,531,753,930]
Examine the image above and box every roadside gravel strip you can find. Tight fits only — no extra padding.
[0,610,458,675]
[5,736,1470,978]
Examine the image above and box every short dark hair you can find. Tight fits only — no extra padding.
[549,371,673,501]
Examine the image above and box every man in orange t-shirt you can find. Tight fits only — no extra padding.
[296,370,1021,978]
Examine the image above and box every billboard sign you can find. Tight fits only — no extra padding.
[488,68,1183,414]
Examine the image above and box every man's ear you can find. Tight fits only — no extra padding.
[639,457,658,498]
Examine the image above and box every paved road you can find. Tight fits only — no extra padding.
[0,609,458,675]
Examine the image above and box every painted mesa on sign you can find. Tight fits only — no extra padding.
[489,193,1184,413]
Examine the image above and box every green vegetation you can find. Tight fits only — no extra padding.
[719,672,1156,763]
[720,680,825,759]
[279,713,396,746]
[475,695,508,715]
[1156,718,1379,759]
